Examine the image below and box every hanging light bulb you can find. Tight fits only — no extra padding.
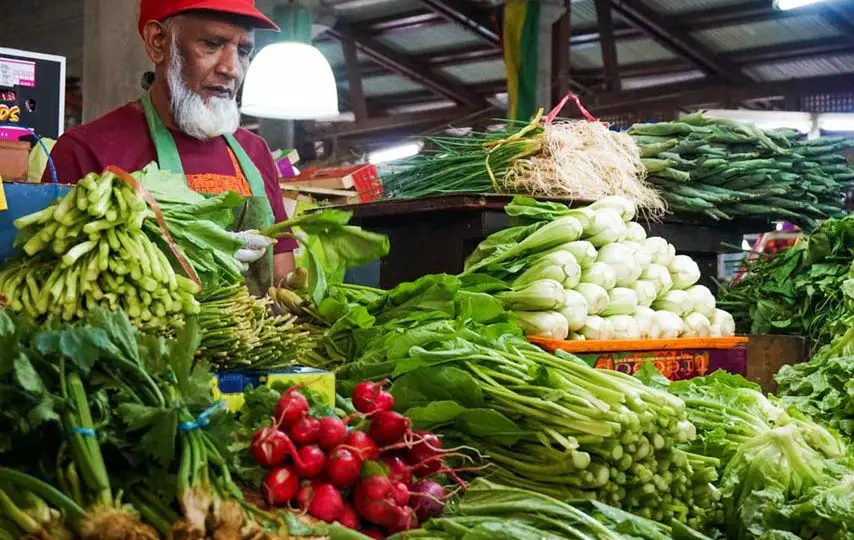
[241,41,340,120]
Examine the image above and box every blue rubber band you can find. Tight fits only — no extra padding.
[70,427,97,437]
[178,401,225,432]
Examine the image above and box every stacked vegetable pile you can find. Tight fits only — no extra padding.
[0,168,201,328]
[383,108,666,216]
[719,212,854,351]
[639,366,854,539]
[235,380,463,538]
[326,273,721,530]
[463,196,735,341]
[631,113,854,227]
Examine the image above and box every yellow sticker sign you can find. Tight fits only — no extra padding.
[0,175,7,211]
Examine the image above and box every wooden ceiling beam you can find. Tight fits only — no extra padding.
[594,0,621,91]
[327,21,483,107]
[591,73,854,115]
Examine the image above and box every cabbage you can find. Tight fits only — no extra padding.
[626,222,647,243]
[655,310,685,339]
[711,309,736,337]
[653,289,693,315]
[575,283,610,315]
[643,237,675,266]
[516,311,569,340]
[585,208,628,247]
[581,315,614,340]
[548,241,598,269]
[682,312,712,337]
[685,285,716,317]
[625,241,652,271]
[608,315,641,339]
[560,290,589,331]
[634,306,660,339]
[601,287,638,317]
[597,243,642,287]
[669,255,701,290]
[590,196,637,222]
[499,279,567,311]
[632,280,657,308]
[514,251,582,289]
[642,264,673,297]
[580,262,617,290]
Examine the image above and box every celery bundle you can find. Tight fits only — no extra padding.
[0,170,199,329]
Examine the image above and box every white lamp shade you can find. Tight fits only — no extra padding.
[241,42,340,120]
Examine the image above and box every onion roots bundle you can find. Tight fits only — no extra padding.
[383,111,666,216]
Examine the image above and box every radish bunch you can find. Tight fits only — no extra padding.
[249,383,453,537]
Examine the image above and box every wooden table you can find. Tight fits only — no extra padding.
[340,194,768,290]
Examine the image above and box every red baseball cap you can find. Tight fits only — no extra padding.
[138,0,279,35]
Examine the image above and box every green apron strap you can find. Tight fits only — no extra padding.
[223,133,275,229]
[141,92,186,175]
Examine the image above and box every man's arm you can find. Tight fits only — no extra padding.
[41,134,101,184]
[273,252,296,287]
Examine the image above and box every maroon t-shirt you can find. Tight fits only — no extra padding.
[43,101,297,254]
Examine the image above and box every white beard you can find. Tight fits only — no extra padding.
[166,42,240,141]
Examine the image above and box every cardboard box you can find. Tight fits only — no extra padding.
[0,140,29,181]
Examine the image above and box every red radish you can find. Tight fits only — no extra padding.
[275,388,309,428]
[296,482,315,509]
[369,411,411,445]
[325,447,362,487]
[410,480,447,522]
[352,381,395,413]
[392,482,410,507]
[354,496,399,528]
[290,416,321,446]
[361,531,384,540]
[386,506,418,533]
[380,455,413,487]
[346,430,379,461]
[251,426,290,467]
[263,466,299,506]
[294,445,326,478]
[356,474,393,501]
[337,502,359,530]
[406,431,443,477]
[317,416,348,450]
[305,482,344,524]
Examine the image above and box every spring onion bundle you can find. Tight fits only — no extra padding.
[631,113,854,227]
[0,170,200,329]
[463,196,736,340]
[383,112,665,215]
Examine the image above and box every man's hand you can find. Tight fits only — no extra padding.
[231,230,276,270]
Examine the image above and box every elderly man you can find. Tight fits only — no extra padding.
[45,0,297,293]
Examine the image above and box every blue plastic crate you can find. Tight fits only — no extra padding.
[0,182,71,262]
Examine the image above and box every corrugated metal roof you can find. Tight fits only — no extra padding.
[617,38,677,65]
[376,22,487,53]
[322,0,422,21]
[564,38,677,70]
[621,70,706,90]
[639,0,744,15]
[570,0,597,29]
[694,14,842,53]
[314,40,372,69]
[359,74,426,96]
[438,58,505,84]
[745,53,854,81]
